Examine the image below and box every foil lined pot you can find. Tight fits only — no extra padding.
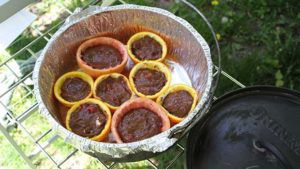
[33,4,214,162]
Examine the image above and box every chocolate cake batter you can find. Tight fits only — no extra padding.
[81,45,122,69]
[117,108,162,143]
[69,103,106,138]
[96,76,131,107]
[61,77,90,102]
[133,68,167,95]
[132,36,162,61]
[163,91,193,118]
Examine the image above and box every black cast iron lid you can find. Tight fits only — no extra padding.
[187,86,300,169]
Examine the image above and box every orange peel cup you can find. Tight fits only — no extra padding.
[54,71,93,107]
[66,98,112,141]
[129,61,171,99]
[127,32,167,64]
[156,84,198,124]
[76,37,128,78]
[93,73,134,111]
[111,97,171,143]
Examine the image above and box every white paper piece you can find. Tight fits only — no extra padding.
[0,8,37,50]
[167,60,192,87]
[0,0,9,6]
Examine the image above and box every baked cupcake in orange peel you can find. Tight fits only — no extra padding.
[66,98,111,141]
[93,73,134,111]
[76,37,128,78]
[111,97,170,143]
[156,84,198,123]
[54,71,93,107]
[127,32,167,63]
[129,61,171,99]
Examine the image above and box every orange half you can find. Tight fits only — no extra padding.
[66,98,112,141]
[156,84,198,123]
[111,97,170,143]
[127,32,167,64]
[93,73,134,111]
[129,61,171,99]
[76,37,128,78]
[54,71,93,107]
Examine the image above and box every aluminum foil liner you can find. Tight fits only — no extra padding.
[33,4,214,162]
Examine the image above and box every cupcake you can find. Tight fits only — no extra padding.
[111,98,170,143]
[66,98,111,141]
[129,61,171,99]
[93,73,134,111]
[157,84,198,123]
[54,71,93,107]
[127,32,167,63]
[76,37,128,77]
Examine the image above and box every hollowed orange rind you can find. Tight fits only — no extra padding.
[54,71,93,107]
[76,37,128,78]
[127,32,167,63]
[156,84,198,124]
[129,61,171,99]
[93,73,134,111]
[66,98,112,141]
[111,97,171,143]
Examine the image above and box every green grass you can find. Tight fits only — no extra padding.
[0,0,299,168]
[9,86,36,116]
[0,85,51,168]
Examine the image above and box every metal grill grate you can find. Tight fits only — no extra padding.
[0,0,245,168]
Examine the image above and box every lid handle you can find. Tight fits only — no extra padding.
[253,139,292,169]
